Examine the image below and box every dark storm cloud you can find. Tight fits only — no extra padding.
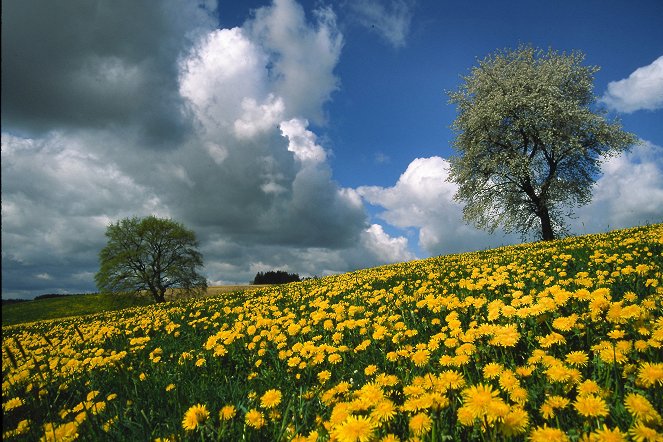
[1,0,215,146]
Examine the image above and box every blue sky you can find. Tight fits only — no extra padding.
[2,0,662,298]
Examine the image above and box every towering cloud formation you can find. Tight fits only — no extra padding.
[1,0,411,298]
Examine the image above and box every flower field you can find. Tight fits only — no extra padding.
[3,224,662,441]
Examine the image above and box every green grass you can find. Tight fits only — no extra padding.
[1,292,153,326]
[1,286,268,326]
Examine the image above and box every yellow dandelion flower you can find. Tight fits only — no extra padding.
[458,383,508,424]
[483,362,503,379]
[3,397,24,412]
[409,412,432,436]
[220,405,236,421]
[573,394,609,418]
[332,415,375,442]
[411,349,430,367]
[379,434,401,442]
[165,384,175,392]
[589,424,627,441]
[499,406,529,437]
[318,370,332,383]
[528,425,569,442]
[629,421,661,442]
[370,400,397,423]
[358,383,384,403]
[537,332,566,348]
[245,408,265,429]
[490,324,520,347]
[498,370,520,392]
[552,314,578,332]
[540,396,569,419]
[182,404,209,431]
[624,393,661,423]
[637,362,663,388]
[364,365,378,376]
[577,379,601,396]
[260,389,282,409]
[565,351,589,367]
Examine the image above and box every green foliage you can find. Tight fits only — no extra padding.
[95,216,207,303]
[448,45,637,240]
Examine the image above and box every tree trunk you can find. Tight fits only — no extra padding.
[538,205,555,241]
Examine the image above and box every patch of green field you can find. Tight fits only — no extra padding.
[1,286,268,326]
[1,292,153,326]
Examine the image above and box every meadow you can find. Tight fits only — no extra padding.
[2,224,662,441]
[1,286,268,327]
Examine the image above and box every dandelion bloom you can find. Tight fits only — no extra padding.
[637,362,663,388]
[3,397,24,411]
[409,412,432,436]
[624,393,661,423]
[528,425,569,442]
[411,349,430,367]
[364,365,378,376]
[461,383,500,413]
[573,394,609,418]
[370,400,397,423]
[260,389,282,409]
[483,363,503,379]
[490,324,520,347]
[629,421,661,442]
[182,404,209,431]
[332,415,375,442]
[589,424,627,441]
[565,351,589,367]
[245,408,265,429]
[499,406,529,436]
[318,370,332,383]
[219,405,236,421]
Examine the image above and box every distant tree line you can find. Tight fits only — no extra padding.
[252,271,301,285]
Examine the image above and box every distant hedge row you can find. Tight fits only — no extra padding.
[252,270,300,285]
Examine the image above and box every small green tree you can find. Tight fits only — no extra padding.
[447,45,637,240]
[95,216,207,302]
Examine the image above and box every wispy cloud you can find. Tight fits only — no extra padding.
[348,0,415,49]
[601,55,663,113]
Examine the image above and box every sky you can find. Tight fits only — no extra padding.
[2,0,662,299]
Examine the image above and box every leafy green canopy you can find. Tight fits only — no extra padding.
[448,46,637,240]
[95,216,207,302]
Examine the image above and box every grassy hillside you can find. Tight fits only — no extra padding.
[1,286,267,327]
[2,224,662,441]
[1,292,152,326]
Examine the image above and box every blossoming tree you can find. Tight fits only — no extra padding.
[447,45,637,240]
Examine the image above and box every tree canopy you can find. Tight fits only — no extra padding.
[95,216,207,303]
[447,45,637,240]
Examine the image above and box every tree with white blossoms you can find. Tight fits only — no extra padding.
[447,45,637,240]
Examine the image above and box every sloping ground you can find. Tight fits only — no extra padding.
[1,286,268,326]
[2,224,662,441]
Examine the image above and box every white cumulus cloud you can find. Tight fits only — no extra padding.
[601,56,663,113]
[358,157,518,255]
